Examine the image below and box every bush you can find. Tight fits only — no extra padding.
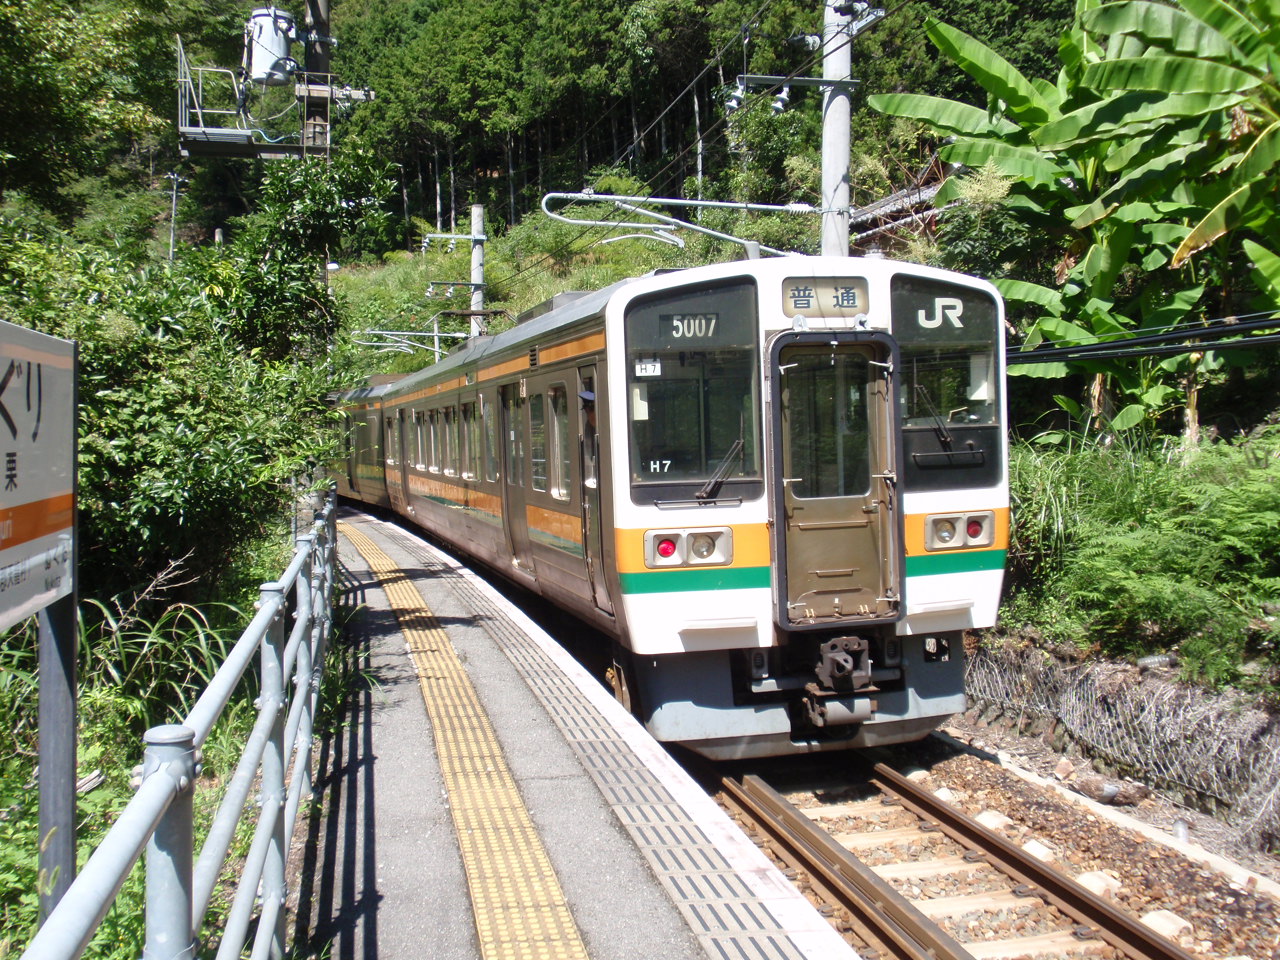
[1005,431,1280,692]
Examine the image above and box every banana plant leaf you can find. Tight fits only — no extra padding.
[924,17,1056,125]
[866,93,1021,137]
[1084,56,1263,94]
[1173,176,1272,265]
[1035,91,1243,149]
[940,139,1068,184]
[1082,1,1246,60]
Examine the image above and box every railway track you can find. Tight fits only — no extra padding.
[720,763,1200,960]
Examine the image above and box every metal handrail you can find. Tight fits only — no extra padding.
[22,489,339,960]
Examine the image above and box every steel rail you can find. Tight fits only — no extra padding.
[721,775,976,960]
[871,763,1200,960]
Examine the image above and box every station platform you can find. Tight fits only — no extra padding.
[289,508,859,960]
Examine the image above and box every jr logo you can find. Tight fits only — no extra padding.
[917,297,965,329]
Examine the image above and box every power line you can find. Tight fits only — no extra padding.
[1010,313,1280,365]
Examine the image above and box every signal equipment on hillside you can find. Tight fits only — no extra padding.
[176,1,373,160]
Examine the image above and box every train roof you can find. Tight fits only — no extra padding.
[333,375,405,406]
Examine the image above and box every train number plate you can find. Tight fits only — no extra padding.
[634,359,662,377]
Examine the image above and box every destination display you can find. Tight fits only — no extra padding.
[782,277,871,319]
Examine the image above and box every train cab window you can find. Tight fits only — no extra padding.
[548,385,571,501]
[461,402,480,480]
[529,392,547,492]
[483,396,500,483]
[624,280,763,503]
[891,276,1002,491]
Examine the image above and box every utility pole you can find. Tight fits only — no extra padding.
[820,0,852,256]
[820,1,885,256]
[166,173,186,260]
[302,0,331,152]
[470,204,486,337]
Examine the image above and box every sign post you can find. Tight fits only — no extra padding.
[0,321,78,920]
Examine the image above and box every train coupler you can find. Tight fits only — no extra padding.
[815,636,872,691]
[801,686,877,728]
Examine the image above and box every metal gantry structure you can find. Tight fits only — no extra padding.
[176,0,372,160]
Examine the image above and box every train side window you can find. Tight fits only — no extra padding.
[502,387,525,487]
[444,406,459,476]
[413,410,426,469]
[529,392,548,492]
[483,395,500,483]
[461,402,480,480]
[548,385,570,501]
[385,418,397,466]
[428,410,441,472]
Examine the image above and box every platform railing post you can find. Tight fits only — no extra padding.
[293,534,315,806]
[259,581,287,960]
[143,724,197,960]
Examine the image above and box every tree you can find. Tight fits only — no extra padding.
[869,1,1280,438]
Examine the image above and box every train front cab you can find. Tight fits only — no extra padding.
[605,259,1007,759]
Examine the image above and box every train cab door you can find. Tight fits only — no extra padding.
[500,382,536,576]
[578,365,613,615]
[771,332,903,627]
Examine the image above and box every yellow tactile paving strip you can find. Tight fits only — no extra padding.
[340,520,591,960]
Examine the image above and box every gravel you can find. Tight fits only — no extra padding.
[919,715,1280,959]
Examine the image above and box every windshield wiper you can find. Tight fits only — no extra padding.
[696,437,744,500]
[913,383,953,447]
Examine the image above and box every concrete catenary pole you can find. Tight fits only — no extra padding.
[820,0,852,257]
[470,204,486,337]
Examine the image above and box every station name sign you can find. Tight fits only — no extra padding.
[0,321,75,633]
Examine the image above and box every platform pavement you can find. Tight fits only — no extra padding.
[287,509,861,960]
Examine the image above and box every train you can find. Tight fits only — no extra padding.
[334,254,1008,759]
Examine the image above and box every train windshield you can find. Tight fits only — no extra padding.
[890,276,1003,490]
[623,280,763,503]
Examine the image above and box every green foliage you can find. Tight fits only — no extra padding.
[1006,431,1280,691]
[0,222,337,601]
[0,0,166,209]
[868,1,1280,439]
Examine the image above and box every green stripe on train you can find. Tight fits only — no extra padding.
[619,566,771,594]
[905,549,1006,578]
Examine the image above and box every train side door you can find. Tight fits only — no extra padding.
[500,383,536,575]
[578,365,613,615]
[397,407,412,510]
[771,333,902,627]
[343,414,359,493]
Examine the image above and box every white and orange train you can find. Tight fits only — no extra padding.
[334,255,1008,759]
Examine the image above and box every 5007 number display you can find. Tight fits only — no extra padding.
[662,313,718,341]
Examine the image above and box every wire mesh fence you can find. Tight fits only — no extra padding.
[964,641,1280,850]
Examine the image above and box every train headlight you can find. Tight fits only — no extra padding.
[925,512,996,551]
[643,527,733,567]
